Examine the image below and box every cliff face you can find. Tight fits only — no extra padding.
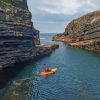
[53,10,100,52]
[64,10,100,51]
[0,0,40,69]
[65,10,100,41]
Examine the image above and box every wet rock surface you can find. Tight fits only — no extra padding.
[35,44,59,59]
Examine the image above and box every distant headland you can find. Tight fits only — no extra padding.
[53,10,100,52]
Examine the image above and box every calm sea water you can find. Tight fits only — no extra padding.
[1,33,100,100]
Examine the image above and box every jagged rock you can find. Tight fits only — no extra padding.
[53,10,100,52]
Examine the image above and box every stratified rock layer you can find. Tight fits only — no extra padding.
[53,10,100,52]
[0,0,40,69]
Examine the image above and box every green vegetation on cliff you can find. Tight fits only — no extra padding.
[0,0,27,9]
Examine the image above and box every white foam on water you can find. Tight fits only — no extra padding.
[40,37,46,40]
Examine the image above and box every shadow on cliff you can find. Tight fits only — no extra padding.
[0,63,27,89]
[0,52,52,89]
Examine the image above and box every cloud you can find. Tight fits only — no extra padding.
[27,0,100,33]
[28,0,100,15]
[78,0,98,13]
[39,0,82,15]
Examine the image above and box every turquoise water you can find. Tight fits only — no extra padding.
[1,33,100,100]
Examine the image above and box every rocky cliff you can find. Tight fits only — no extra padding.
[53,10,100,52]
[0,0,40,69]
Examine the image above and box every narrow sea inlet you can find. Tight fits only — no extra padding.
[1,33,100,100]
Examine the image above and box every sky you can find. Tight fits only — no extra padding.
[27,0,100,33]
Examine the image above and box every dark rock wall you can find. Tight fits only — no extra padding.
[0,0,40,69]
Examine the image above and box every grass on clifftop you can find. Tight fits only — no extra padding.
[0,0,27,9]
[0,0,13,7]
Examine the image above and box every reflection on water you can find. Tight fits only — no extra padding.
[2,78,39,100]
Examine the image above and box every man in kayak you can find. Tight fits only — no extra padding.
[44,64,50,72]
[45,67,50,72]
